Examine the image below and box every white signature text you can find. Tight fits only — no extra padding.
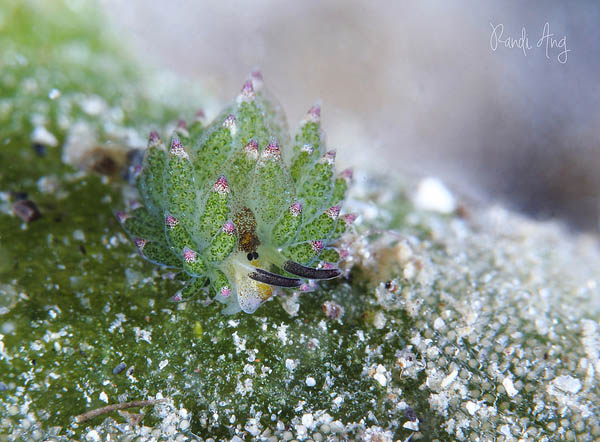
[490,22,570,64]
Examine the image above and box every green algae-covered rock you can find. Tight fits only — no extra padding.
[1,2,599,441]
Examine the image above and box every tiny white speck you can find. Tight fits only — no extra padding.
[295,424,308,437]
[306,377,316,387]
[308,337,320,349]
[433,317,445,330]
[0,321,15,334]
[440,369,458,389]
[277,324,289,345]
[81,95,107,115]
[552,375,582,394]
[373,364,388,387]
[31,126,58,147]
[433,317,446,330]
[159,359,169,370]
[285,359,297,371]
[86,430,101,442]
[373,312,386,329]
[302,413,314,429]
[133,327,152,344]
[48,88,61,100]
[99,391,108,403]
[413,177,456,213]
[403,419,419,431]
[499,424,512,437]
[502,377,518,397]
[465,401,480,415]
[403,261,417,280]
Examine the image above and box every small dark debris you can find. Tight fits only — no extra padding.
[322,300,344,320]
[31,359,36,366]
[32,142,47,156]
[11,191,29,201]
[118,410,144,426]
[384,281,392,290]
[113,362,127,375]
[404,406,417,422]
[91,153,118,175]
[124,149,145,181]
[12,200,42,223]
[127,148,144,166]
[79,244,87,255]
[126,365,135,376]
[346,270,354,283]
[456,204,469,220]
[0,382,7,392]
[123,149,146,175]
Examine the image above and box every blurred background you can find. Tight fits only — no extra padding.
[100,0,599,232]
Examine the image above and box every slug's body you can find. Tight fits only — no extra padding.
[117,73,354,314]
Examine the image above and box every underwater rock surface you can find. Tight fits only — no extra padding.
[1,1,599,441]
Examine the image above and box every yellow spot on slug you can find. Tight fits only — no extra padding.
[257,282,273,301]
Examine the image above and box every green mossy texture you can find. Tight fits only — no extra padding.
[1,2,600,442]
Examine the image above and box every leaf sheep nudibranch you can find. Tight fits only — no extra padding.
[117,72,355,314]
